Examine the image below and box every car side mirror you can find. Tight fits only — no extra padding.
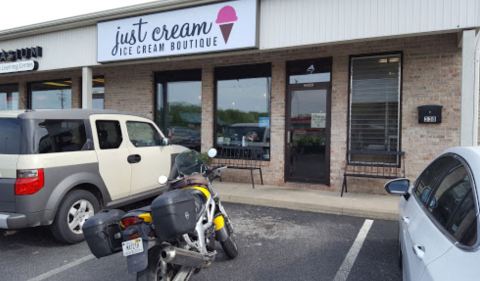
[162,138,169,146]
[384,178,410,195]
[158,175,168,185]
[207,148,217,158]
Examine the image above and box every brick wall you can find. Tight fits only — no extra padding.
[0,33,462,193]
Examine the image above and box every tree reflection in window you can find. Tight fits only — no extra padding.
[155,70,202,151]
[215,64,271,160]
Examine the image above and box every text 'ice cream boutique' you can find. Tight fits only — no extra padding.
[0,0,479,193]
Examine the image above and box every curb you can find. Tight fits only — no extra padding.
[221,194,398,221]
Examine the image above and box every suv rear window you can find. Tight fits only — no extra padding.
[0,118,21,154]
[34,120,88,153]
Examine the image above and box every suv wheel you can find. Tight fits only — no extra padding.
[51,190,100,244]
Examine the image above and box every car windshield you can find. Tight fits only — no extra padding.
[0,118,22,154]
[174,150,204,176]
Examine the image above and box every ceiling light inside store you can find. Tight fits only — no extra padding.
[379,59,388,63]
[389,57,400,63]
[43,82,69,87]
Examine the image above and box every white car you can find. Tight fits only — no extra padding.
[0,110,187,243]
[385,147,479,281]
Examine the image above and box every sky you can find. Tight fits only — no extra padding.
[0,0,158,31]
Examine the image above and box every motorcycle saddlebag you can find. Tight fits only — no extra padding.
[82,209,126,258]
[151,189,197,241]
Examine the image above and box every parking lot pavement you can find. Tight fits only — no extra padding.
[0,203,401,281]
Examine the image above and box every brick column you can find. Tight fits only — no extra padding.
[330,55,349,190]
[269,60,286,184]
[71,75,82,109]
[201,66,214,153]
[18,82,27,109]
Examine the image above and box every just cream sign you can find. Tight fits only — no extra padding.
[97,0,257,62]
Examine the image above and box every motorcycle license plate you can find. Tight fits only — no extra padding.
[122,238,144,257]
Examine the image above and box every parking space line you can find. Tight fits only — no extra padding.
[333,219,374,281]
[26,254,95,281]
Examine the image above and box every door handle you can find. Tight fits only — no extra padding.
[287,131,291,144]
[401,216,410,224]
[412,244,425,260]
[127,154,142,164]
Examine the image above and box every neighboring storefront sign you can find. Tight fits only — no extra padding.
[0,46,42,74]
[97,0,257,62]
[0,46,42,62]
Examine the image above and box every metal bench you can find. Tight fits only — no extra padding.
[341,150,405,197]
[213,146,265,189]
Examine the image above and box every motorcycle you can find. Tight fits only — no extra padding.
[82,148,238,281]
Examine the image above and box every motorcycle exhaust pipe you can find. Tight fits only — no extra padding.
[161,246,213,268]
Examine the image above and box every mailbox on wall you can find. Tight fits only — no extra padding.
[418,105,442,124]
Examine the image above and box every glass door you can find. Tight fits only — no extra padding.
[286,58,331,183]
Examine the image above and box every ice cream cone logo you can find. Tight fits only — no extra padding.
[216,5,238,44]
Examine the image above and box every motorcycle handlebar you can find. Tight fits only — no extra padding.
[207,165,227,181]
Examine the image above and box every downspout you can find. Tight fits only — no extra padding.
[474,29,480,145]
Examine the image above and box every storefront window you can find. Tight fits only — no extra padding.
[155,70,201,151]
[0,84,19,110]
[215,63,271,160]
[30,79,72,109]
[348,53,401,165]
[93,76,105,109]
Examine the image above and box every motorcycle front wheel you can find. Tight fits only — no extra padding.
[221,236,238,259]
[137,246,174,281]
[221,218,239,259]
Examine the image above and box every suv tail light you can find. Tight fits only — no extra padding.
[15,169,45,195]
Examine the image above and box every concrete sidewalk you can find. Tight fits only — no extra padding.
[215,182,400,220]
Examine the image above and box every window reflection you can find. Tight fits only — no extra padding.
[93,76,105,109]
[30,80,72,109]
[0,84,19,110]
[155,70,202,151]
[215,64,271,160]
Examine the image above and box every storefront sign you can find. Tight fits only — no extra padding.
[97,0,257,62]
[0,60,38,74]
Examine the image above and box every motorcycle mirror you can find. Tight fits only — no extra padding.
[207,148,217,158]
[158,175,168,185]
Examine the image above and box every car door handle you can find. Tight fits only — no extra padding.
[401,216,410,224]
[412,244,425,260]
[127,154,142,164]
